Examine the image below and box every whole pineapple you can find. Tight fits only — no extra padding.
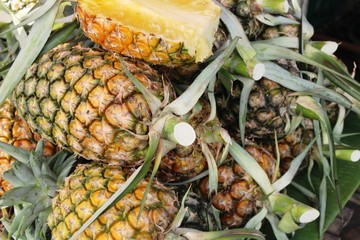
[48,163,179,240]
[13,42,173,166]
[0,98,56,196]
[198,145,277,229]
[0,142,179,239]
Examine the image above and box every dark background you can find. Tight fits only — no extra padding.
[308,0,360,78]
[307,1,360,239]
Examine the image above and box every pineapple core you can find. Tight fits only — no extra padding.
[78,0,221,62]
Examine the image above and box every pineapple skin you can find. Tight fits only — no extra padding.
[0,98,56,196]
[216,77,294,140]
[48,162,179,240]
[13,42,172,166]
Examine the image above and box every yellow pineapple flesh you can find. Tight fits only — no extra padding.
[76,0,221,67]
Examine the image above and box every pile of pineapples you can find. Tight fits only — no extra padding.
[0,0,359,239]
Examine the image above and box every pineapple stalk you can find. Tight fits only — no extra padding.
[308,41,339,55]
[162,118,196,147]
[334,149,360,162]
[269,193,320,224]
[255,0,289,14]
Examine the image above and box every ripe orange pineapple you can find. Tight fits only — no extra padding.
[0,98,56,196]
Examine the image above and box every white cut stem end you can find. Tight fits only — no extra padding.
[252,63,265,80]
[283,1,289,13]
[299,209,320,223]
[351,150,360,162]
[174,122,196,146]
[220,128,232,144]
[321,42,338,55]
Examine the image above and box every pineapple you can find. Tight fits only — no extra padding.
[0,98,56,196]
[198,145,277,229]
[158,99,223,183]
[216,77,294,140]
[76,0,221,67]
[216,0,296,40]
[48,163,179,240]
[0,142,179,239]
[262,121,315,174]
[217,0,265,39]
[13,42,173,165]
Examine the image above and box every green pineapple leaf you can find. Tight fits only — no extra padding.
[162,37,238,115]
[0,0,60,107]
[272,137,317,191]
[0,0,58,36]
[253,43,360,102]
[0,141,30,164]
[0,141,76,239]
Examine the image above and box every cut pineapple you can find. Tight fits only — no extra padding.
[77,0,221,66]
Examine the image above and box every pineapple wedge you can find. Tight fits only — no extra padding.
[77,0,221,66]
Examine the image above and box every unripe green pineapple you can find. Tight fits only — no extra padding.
[13,42,174,166]
[217,0,265,39]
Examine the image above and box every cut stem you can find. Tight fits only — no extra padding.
[269,193,320,224]
[223,53,265,80]
[162,115,196,147]
[308,41,339,55]
[335,149,360,162]
[256,0,289,14]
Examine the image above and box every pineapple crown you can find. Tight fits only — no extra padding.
[0,140,76,240]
